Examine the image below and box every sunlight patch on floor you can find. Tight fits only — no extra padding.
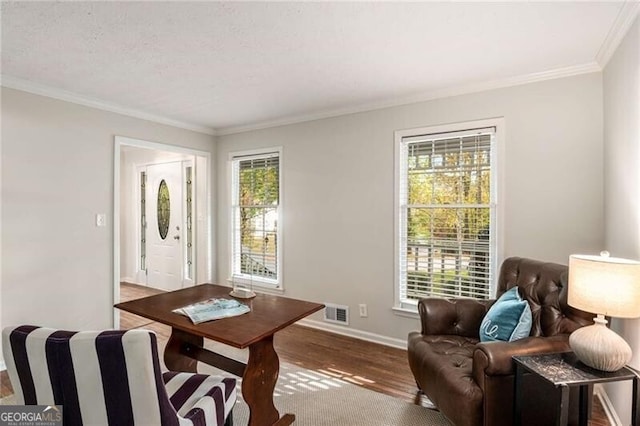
[271,364,376,397]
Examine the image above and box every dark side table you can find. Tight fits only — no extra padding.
[513,352,639,426]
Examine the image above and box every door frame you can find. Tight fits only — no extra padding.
[113,136,213,329]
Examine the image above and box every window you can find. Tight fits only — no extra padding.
[185,165,194,280]
[395,121,500,310]
[140,170,147,273]
[230,148,282,288]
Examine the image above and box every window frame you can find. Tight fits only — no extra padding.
[229,146,283,290]
[393,119,504,314]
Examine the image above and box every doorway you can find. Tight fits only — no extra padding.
[113,136,212,328]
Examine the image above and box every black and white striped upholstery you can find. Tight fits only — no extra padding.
[2,326,236,426]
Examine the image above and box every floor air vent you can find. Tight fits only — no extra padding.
[324,304,349,325]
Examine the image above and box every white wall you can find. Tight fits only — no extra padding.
[602,15,640,425]
[1,88,215,335]
[0,87,3,368]
[217,73,604,342]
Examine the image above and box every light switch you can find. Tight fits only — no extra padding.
[96,213,106,227]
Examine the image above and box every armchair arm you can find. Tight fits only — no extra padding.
[472,334,571,379]
[418,298,494,338]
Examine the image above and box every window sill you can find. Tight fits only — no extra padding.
[392,306,419,319]
[225,277,284,295]
[253,286,285,296]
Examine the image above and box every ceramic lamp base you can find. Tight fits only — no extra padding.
[569,315,631,372]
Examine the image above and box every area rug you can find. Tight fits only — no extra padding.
[1,364,450,426]
[231,362,451,426]
[1,339,451,425]
[196,340,450,425]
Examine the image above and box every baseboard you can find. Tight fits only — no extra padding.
[120,277,136,284]
[296,319,407,350]
[0,359,5,371]
[594,384,622,426]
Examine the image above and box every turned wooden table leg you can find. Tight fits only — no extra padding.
[243,335,293,426]
[164,327,203,373]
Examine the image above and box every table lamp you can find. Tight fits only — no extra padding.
[568,252,640,372]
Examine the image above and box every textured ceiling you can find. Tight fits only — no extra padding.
[0,2,632,134]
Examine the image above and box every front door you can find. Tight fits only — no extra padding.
[146,162,183,291]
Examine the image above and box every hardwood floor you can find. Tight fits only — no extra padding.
[115,284,614,426]
[0,282,611,426]
[0,371,12,399]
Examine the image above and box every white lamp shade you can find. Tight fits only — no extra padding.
[568,254,640,318]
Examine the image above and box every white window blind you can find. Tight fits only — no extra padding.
[398,127,495,301]
[231,151,280,286]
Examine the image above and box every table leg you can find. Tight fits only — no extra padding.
[579,385,589,426]
[514,363,523,426]
[164,327,203,373]
[557,385,570,426]
[243,335,293,426]
[633,376,639,426]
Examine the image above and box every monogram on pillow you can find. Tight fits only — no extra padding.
[479,286,533,342]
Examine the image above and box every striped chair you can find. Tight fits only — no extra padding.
[2,326,237,426]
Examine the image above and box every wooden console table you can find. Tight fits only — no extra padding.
[115,284,324,426]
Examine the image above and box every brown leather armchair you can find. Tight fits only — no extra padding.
[408,257,594,426]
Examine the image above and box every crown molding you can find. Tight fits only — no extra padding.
[596,1,640,68]
[0,75,217,136]
[216,62,601,136]
[2,59,602,139]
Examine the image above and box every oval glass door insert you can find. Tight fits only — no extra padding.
[157,179,170,240]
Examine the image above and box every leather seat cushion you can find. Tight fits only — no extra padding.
[408,333,483,426]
